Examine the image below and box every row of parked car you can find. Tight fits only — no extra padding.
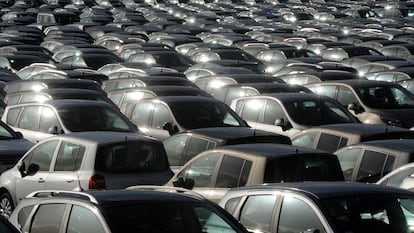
[2,0,414,232]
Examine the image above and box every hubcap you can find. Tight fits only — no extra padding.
[0,197,12,218]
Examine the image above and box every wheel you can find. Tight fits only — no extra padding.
[0,193,14,218]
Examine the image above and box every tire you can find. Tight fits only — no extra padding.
[0,193,14,218]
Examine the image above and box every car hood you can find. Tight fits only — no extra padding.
[371,108,414,128]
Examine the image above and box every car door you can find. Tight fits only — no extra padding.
[149,102,175,141]
[44,140,85,191]
[15,140,59,202]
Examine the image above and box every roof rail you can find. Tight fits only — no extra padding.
[25,190,98,204]
[126,185,205,199]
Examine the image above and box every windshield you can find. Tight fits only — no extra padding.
[322,195,414,233]
[58,106,134,132]
[170,101,246,129]
[102,202,240,233]
[284,98,358,126]
[356,86,414,109]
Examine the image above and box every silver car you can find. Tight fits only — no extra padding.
[0,131,174,217]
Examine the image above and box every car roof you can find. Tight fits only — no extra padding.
[350,139,414,152]
[218,143,331,158]
[252,92,334,102]
[227,182,414,199]
[8,99,114,108]
[301,123,412,135]
[54,131,157,144]
[308,79,402,88]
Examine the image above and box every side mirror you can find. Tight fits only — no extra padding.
[47,126,59,134]
[275,119,292,131]
[15,131,23,139]
[163,122,179,135]
[172,177,195,190]
[347,103,364,114]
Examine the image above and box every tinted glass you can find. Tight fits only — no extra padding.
[292,132,318,148]
[240,195,277,232]
[58,105,133,132]
[240,99,264,122]
[185,137,213,165]
[102,202,238,233]
[357,150,389,182]
[30,204,66,233]
[67,205,105,233]
[323,195,414,233]
[216,155,251,188]
[337,86,358,106]
[263,100,284,124]
[54,142,85,171]
[95,141,169,173]
[178,152,221,187]
[278,196,325,233]
[152,104,172,129]
[336,148,362,181]
[130,102,153,126]
[163,135,188,166]
[17,205,34,230]
[6,107,20,126]
[264,154,344,182]
[39,107,59,133]
[316,134,348,153]
[356,85,414,109]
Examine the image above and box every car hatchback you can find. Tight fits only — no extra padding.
[0,131,174,216]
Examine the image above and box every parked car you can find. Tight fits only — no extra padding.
[121,96,248,141]
[230,93,359,137]
[306,80,414,128]
[167,143,344,202]
[8,187,248,233]
[164,127,291,173]
[1,99,138,143]
[377,162,414,190]
[219,182,414,233]
[334,139,414,183]
[0,120,33,174]
[291,123,414,152]
[0,131,174,216]
[0,215,19,233]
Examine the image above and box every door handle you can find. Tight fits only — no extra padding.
[66,179,75,183]
[38,178,45,183]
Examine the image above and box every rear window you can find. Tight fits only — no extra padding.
[263,154,344,182]
[95,141,169,173]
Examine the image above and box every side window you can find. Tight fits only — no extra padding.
[54,142,85,171]
[131,102,153,126]
[337,87,358,106]
[17,205,35,231]
[18,106,41,130]
[163,135,189,166]
[278,196,326,233]
[224,197,242,215]
[194,206,237,233]
[5,94,21,105]
[23,140,59,172]
[336,148,362,181]
[185,137,213,163]
[313,85,336,98]
[291,132,318,149]
[30,204,66,233]
[240,99,264,122]
[67,205,105,233]
[6,107,20,126]
[178,152,221,187]
[39,107,60,133]
[240,195,277,233]
[357,150,390,183]
[152,104,172,129]
[316,134,348,153]
[216,155,252,188]
[263,100,285,124]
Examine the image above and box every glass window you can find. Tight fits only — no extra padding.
[39,107,60,133]
[263,100,284,124]
[216,155,251,188]
[357,150,389,183]
[178,152,221,187]
[383,167,414,187]
[23,140,58,172]
[95,141,169,173]
[240,99,264,122]
[185,137,213,164]
[240,195,277,232]
[152,104,172,129]
[278,197,325,233]
[316,134,348,153]
[163,135,188,166]
[17,205,34,231]
[19,106,40,130]
[67,205,105,233]
[30,204,66,233]
[194,207,237,233]
[224,197,242,214]
[292,132,318,149]
[54,142,85,171]
[337,87,358,106]
[6,107,20,126]
[336,148,362,181]
[130,102,153,126]
[6,94,21,105]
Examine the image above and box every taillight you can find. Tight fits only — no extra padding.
[89,174,106,189]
